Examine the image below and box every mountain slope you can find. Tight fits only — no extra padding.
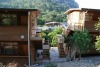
[0,0,79,25]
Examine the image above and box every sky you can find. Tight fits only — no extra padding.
[75,0,100,9]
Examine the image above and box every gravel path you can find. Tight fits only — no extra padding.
[58,56,100,67]
[31,56,100,67]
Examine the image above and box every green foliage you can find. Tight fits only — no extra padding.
[67,29,91,53]
[73,30,91,53]
[10,0,30,8]
[41,28,63,46]
[95,18,100,31]
[66,35,74,47]
[48,27,63,46]
[41,30,52,40]
[0,0,68,24]
[44,62,57,67]
[95,18,100,51]
[95,35,100,51]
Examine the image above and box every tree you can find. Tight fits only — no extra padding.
[0,0,78,25]
[95,18,100,51]
[30,0,76,24]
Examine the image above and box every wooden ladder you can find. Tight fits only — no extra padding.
[42,40,50,60]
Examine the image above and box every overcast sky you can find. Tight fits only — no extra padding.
[75,0,100,9]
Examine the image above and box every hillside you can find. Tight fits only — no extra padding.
[0,0,79,25]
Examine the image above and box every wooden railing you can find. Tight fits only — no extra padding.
[0,26,28,41]
[30,29,42,40]
[42,40,50,49]
[42,40,50,59]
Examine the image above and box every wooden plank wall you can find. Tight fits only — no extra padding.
[0,26,28,41]
[85,21,98,32]
[30,11,39,37]
[85,12,100,32]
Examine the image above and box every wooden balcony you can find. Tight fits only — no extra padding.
[0,26,28,41]
[0,26,42,42]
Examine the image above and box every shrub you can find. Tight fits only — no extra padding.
[95,18,100,51]
[48,27,63,46]
[44,62,57,67]
[66,29,91,53]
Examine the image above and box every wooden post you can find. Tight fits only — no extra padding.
[30,42,35,65]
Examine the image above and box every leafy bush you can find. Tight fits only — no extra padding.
[41,27,63,46]
[73,29,91,53]
[48,27,63,46]
[66,29,91,53]
[41,30,52,40]
[95,18,100,31]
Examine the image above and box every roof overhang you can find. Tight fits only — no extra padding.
[65,8,100,14]
[0,8,40,16]
[0,8,39,11]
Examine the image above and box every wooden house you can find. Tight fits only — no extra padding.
[64,8,100,35]
[0,8,45,67]
[64,8,100,55]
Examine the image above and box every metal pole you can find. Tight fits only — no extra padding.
[28,12,31,67]
[83,11,87,31]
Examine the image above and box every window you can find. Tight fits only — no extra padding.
[0,42,18,55]
[0,14,17,26]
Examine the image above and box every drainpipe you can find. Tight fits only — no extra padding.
[28,12,31,67]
